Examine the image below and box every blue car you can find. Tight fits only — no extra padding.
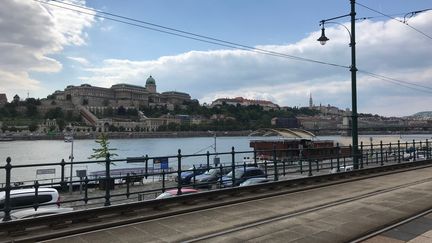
[221,167,265,187]
[176,165,211,185]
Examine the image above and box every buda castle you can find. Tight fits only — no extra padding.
[52,76,191,110]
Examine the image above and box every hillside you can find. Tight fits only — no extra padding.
[409,111,432,119]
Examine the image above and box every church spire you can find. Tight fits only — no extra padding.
[309,93,313,108]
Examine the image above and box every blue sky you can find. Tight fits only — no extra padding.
[1,0,432,116]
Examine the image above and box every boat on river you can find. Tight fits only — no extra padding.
[249,128,350,161]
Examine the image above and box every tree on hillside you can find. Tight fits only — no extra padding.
[88,133,118,161]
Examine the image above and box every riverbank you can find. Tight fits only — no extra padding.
[0,129,429,141]
[0,130,252,141]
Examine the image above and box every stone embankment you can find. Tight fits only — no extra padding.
[0,130,252,141]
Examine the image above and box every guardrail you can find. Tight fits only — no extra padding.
[0,139,430,223]
[1,158,432,240]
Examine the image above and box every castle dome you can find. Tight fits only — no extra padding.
[146,75,156,85]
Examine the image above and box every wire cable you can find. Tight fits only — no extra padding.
[358,70,432,94]
[356,2,432,41]
[36,0,432,95]
[34,0,349,69]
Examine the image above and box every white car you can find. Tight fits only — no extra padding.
[6,207,73,220]
[239,177,270,187]
[0,188,61,219]
[329,165,353,174]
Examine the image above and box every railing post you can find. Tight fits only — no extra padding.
[426,139,430,160]
[388,142,392,163]
[144,154,149,179]
[360,142,364,169]
[336,143,340,172]
[3,157,12,221]
[413,140,416,161]
[253,148,258,167]
[206,151,210,168]
[84,176,89,204]
[33,180,40,210]
[398,140,401,163]
[420,141,423,160]
[231,147,236,187]
[126,173,130,199]
[273,145,278,181]
[192,165,196,185]
[162,170,166,192]
[308,159,312,177]
[219,164,223,188]
[177,149,182,195]
[104,153,111,206]
[60,159,66,191]
[380,141,384,166]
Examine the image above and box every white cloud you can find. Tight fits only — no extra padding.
[0,0,94,99]
[68,56,90,66]
[80,11,432,116]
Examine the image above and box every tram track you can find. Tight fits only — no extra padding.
[181,176,432,242]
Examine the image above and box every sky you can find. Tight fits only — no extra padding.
[1,0,432,117]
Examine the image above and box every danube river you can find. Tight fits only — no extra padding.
[0,134,431,183]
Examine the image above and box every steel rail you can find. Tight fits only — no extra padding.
[350,207,432,243]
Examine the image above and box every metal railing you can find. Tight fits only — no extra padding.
[0,139,430,222]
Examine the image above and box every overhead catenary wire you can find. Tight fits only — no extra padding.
[36,0,432,95]
[356,2,432,41]
[35,0,349,69]
[358,70,432,94]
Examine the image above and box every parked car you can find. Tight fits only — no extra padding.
[221,167,266,187]
[329,165,354,174]
[5,207,73,220]
[239,177,270,187]
[176,165,212,185]
[194,168,231,188]
[0,188,61,219]
[156,188,199,199]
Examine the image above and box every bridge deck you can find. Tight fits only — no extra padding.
[37,165,432,243]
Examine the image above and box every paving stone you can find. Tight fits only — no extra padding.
[383,228,418,241]
[407,235,432,243]
[362,235,405,243]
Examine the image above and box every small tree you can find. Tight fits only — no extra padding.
[88,133,118,160]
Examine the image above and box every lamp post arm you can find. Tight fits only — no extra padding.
[320,13,350,23]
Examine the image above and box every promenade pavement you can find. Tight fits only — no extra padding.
[42,166,432,243]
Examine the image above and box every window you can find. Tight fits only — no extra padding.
[9,195,53,208]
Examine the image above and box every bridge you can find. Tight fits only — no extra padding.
[1,140,432,242]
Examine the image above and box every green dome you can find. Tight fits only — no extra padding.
[146,75,156,85]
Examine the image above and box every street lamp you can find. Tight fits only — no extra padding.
[318,0,359,169]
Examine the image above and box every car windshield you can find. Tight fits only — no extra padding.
[226,169,245,179]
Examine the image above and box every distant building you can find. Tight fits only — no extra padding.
[0,93,7,106]
[211,97,279,110]
[13,94,20,103]
[51,76,191,108]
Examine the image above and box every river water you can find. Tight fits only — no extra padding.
[0,133,431,183]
